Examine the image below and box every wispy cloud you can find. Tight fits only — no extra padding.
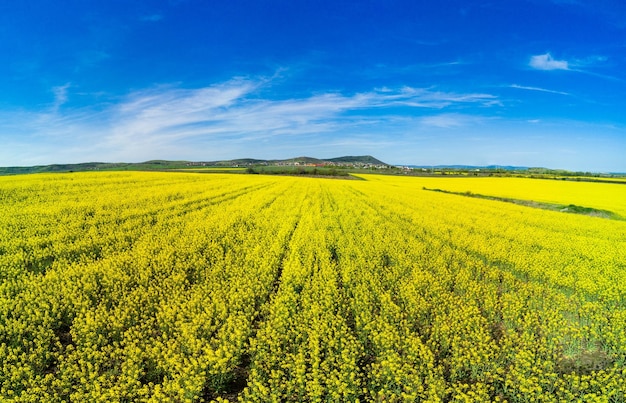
[529,53,569,70]
[104,79,499,145]
[509,84,570,96]
[0,76,501,164]
[51,83,71,112]
[419,113,488,128]
[528,53,622,81]
[372,86,499,108]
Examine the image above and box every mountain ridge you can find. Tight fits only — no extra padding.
[0,155,389,175]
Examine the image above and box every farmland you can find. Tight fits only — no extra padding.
[1,172,625,402]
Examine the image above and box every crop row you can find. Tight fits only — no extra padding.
[1,172,625,402]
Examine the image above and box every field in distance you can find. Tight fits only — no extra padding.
[1,172,625,402]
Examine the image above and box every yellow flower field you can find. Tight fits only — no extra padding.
[388,175,626,217]
[1,171,625,402]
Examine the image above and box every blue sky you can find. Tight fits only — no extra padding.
[1,0,625,171]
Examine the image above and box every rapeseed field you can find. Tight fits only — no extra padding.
[1,172,625,402]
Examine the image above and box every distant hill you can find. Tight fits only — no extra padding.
[0,160,192,175]
[325,155,388,165]
[0,155,390,175]
[276,156,326,165]
[1,158,623,178]
[200,155,389,167]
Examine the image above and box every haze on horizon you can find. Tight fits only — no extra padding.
[1,1,625,172]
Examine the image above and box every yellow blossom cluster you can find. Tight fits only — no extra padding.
[0,171,625,402]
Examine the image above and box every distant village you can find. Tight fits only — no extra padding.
[186,160,390,169]
[272,161,389,169]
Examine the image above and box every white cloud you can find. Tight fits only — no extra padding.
[529,53,569,70]
[51,83,71,111]
[510,84,570,96]
[376,87,499,108]
[0,76,502,164]
[527,53,621,81]
[103,80,499,150]
[419,113,486,128]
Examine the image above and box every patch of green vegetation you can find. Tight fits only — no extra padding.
[245,165,359,179]
[0,161,194,175]
[557,348,615,376]
[423,187,624,220]
[172,167,246,173]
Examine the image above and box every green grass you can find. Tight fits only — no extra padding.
[423,187,624,220]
